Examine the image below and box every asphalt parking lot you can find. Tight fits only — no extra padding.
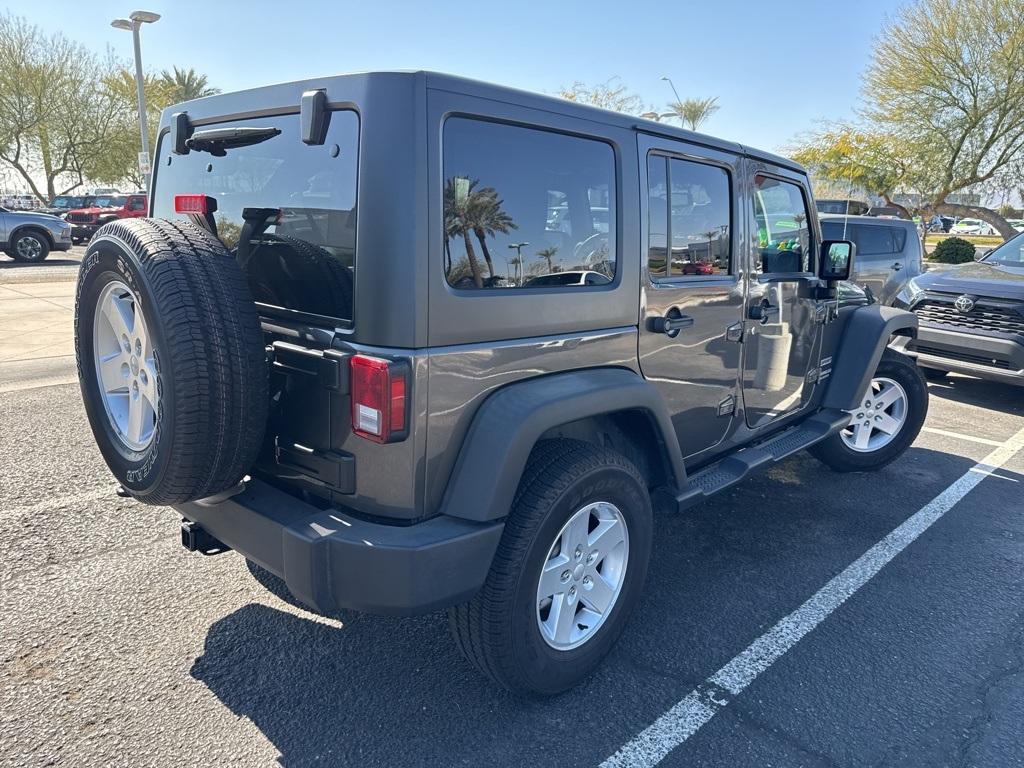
[1,260,1022,767]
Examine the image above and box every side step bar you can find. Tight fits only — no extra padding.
[675,408,851,512]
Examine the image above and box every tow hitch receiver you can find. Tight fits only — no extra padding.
[180,520,231,556]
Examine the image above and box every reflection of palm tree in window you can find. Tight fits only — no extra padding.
[444,177,518,288]
[702,229,717,263]
[536,246,558,273]
[472,189,516,280]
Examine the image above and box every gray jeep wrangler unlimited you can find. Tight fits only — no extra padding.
[74,72,926,694]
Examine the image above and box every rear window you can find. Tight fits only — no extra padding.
[153,110,358,323]
[442,117,616,290]
[822,221,907,258]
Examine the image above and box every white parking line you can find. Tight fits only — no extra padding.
[922,426,1003,448]
[601,424,1024,768]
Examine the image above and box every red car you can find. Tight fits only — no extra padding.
[65,193,148,244]
[681,261,715,275]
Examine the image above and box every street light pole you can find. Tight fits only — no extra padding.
[661,76,682,105]
[507,242,529,286]
[112,11,161,192]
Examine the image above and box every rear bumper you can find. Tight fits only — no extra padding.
[892,326,1024,386]
[175,479,504,616]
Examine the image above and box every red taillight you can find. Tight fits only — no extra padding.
[351,355,408,443]
[173,194,213,214]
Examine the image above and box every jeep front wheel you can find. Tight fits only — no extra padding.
[810,348,927,472]
[448,439,652,694]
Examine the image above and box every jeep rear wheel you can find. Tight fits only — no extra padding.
[75,218,268,504]
[448,439,652,694]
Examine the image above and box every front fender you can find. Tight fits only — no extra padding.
[441,368,684,523]
[822,305,918,411]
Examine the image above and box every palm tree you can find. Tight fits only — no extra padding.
[160,67,220,102]
[667,97,720,131]
[536,246,559,273]
[471,188,517,279]
[443,177,486,288]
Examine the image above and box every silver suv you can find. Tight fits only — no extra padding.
[0,206,73,262]
[73,71,927,694]
[821,214,923,305]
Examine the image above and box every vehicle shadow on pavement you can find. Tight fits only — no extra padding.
[188,447,1000,768]
[925,377,1024,415]
[0,258,81,268]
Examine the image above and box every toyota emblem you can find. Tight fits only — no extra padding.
[953,294,976,313]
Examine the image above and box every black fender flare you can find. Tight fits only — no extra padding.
[822,304,918,411]
[441,368,685,523]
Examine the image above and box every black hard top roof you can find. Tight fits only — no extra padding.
[163,70,806,174]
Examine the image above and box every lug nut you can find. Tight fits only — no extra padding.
[583,576,592,587]
[575,547,583,561]
[586,551,598,565]
[561,570,571,583]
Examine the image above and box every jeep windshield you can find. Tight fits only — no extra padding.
[48,195,91,209]
[94,196,127,208]
[152,111,358,323]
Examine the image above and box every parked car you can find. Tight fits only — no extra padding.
[950,218,997,236]
[38,194,96,218]
[892,229,1024,386]
[0,205,73,262]
[816,198,870,216]
[1006,218,1024,233]
[73,71,926,694]
[523,270,611,286]
[65,193,148,244]
[820,214,923,306]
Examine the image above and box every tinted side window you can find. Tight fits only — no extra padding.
[647,155,731,279]
[821,222,906,259]
[443,118,616,290]
[752,176,812,273]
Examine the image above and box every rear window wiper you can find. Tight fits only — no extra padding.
[185,126,281,156]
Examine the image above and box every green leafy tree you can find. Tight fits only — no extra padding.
[0,14,121,201]
[790,125,916,218]
[792,0,1024,238]
[868,3,1024,233]
[557,78,649,115]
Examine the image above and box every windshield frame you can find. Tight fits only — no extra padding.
[980,230,1024,267]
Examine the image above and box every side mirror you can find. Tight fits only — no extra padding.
[819,240,855,281]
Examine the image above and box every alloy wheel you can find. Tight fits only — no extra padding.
[840,376,908,453]
[536,501,629,650]
[92,280,158,451]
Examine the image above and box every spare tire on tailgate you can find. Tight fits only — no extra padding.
[75,218,268,505]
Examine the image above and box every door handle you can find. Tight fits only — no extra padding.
[748,299,779,325]
[891,262,903,271]
[649,314,694,334]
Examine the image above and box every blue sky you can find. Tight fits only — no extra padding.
[11,0,894,153]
